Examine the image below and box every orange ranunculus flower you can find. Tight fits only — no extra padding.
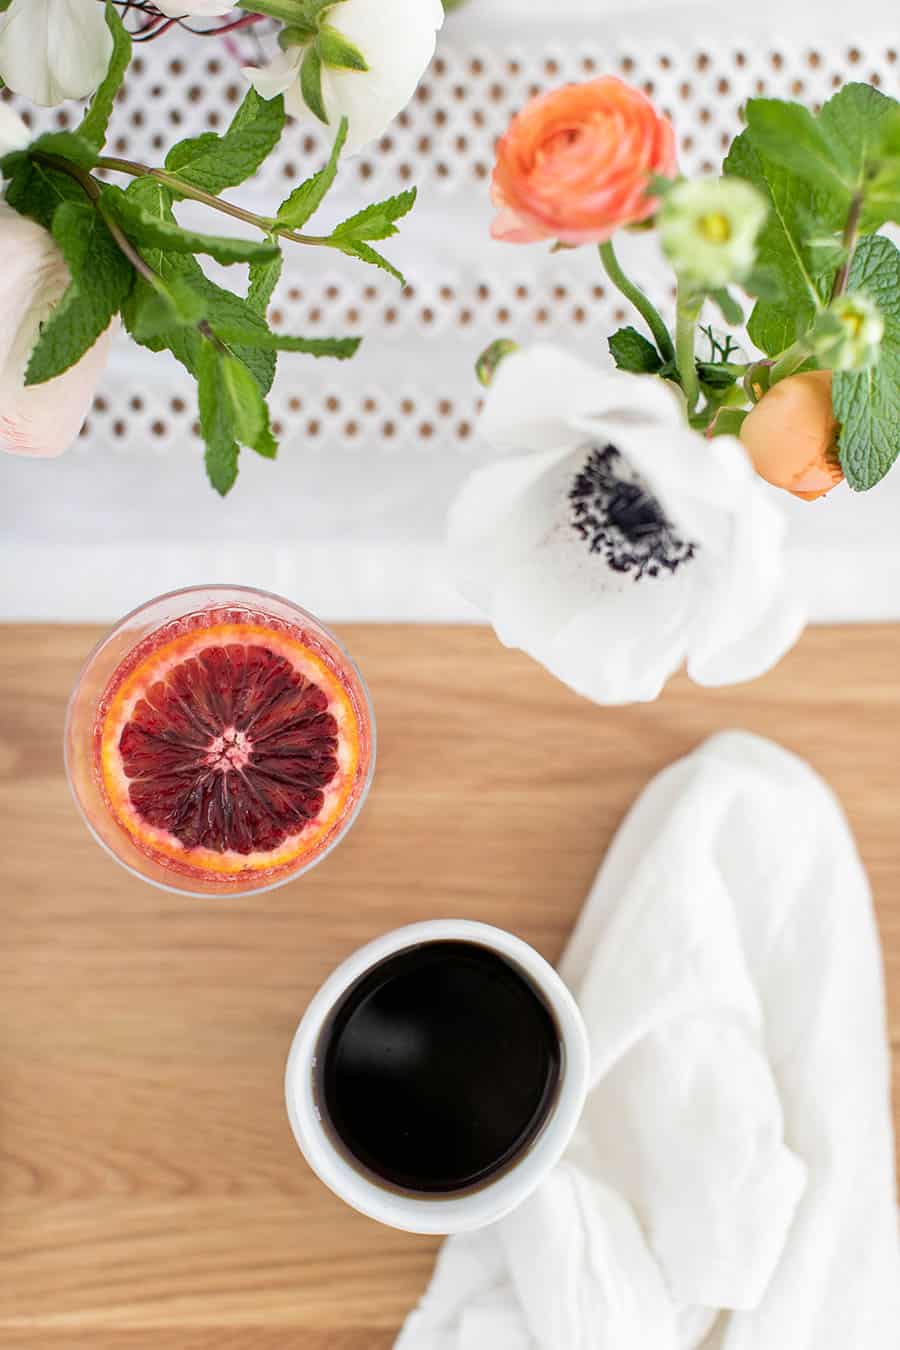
[490,77,677,246]
[740,371,844,501]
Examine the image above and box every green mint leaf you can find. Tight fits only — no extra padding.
[331,238,405,285]
[696,361,738,390]
[709,288,744,326]
[165,88,286,194]
[608,326,663,374]
[121,179,275,394]
[742,264,784,302]
[246,252,283,315]
[318,23,367,70]
[127,277,206,342]
[332,188,417,243]
[0,130,97,182]
[833,234,900,490]
[78,2,131,151]
[818,83,899,230]
[864,163,900,231]
[3,158,83,231]
[724,129,833,355]
[744,98,854,205]
[300,44,328,124]
[198,344,240,495]
[276,115,347,229]
[211,324,360,358]
[25,200,132,386]
[101,183,279,265]
[198,343,278,494]
[745,85,900,233]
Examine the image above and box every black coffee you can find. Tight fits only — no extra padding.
[315,940,562,1194]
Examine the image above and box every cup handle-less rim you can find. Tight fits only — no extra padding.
[284,919,590,1235]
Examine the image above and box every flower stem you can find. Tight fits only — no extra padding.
[598,240,675,364]
[769,338,812,385]
[95,156,334,249]
[675,283,702,413]
[829,191,863,303]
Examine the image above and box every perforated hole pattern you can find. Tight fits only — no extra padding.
[4,28,898,458]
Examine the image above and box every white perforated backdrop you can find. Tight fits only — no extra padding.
[2,0,899,622]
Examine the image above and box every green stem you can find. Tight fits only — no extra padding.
[675,283,702,413]
[37,153,159,287]
[829,191,863,302]
[235,0,308,18]
[96,156,333,249]
[769,338,811,385]
[598,240,675,364]
[40,154,230,349]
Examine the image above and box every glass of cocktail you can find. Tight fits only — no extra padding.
[65,585,375,897]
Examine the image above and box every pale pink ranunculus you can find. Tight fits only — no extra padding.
[0,202,114,458]
[491,77,677,246]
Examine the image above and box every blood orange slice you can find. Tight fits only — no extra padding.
[95,611,365,883]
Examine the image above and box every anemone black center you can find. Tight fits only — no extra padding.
[569,444,697,579]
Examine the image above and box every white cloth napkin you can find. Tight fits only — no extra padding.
[396,731,900,1349]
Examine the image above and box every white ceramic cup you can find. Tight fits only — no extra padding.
[284,919,590,1234]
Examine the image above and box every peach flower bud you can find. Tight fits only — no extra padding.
[490,76,677,246]
[740,370,843,502]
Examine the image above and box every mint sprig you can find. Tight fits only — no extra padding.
[165,89,286,195]
[277,117,348,229]
[78,3,131,152]
[724,131,832,355]
[833,235,900,490]
[25,201,132,385]
[4,34,420,496]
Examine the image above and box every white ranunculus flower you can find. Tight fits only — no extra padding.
[243,0,444,154]
[448,345,806,705]
[0,0,113,106]
[0,202,114,458]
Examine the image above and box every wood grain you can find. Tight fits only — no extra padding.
[0,622,897,1347]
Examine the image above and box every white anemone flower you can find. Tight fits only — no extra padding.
[448,345,805,705]
[0,202,115,458]
[243,0,444,155]
[0,0,113,106]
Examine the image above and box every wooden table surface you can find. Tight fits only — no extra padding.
[1,623,898,1349]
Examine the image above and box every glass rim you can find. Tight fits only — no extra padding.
[64,583,377,899]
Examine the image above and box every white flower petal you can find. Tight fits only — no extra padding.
[447,446,571,614]
[0,203,111,458]
[543,580,692,704]
[156,0,233,15]
[449,343,806,704]
[481,343,682,457]
[317,0,443,153]
[0,0,113,105]
[687,590,806,686]
[450,439,694,702]
[686,487,805,685]
[242,46,303,105]
[0,103,29,159]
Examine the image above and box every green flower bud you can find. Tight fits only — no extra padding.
[811,293,884,372]
[476,339,519,388]
[659,178,768,289]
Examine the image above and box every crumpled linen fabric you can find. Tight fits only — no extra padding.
[396,731,900,1350]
